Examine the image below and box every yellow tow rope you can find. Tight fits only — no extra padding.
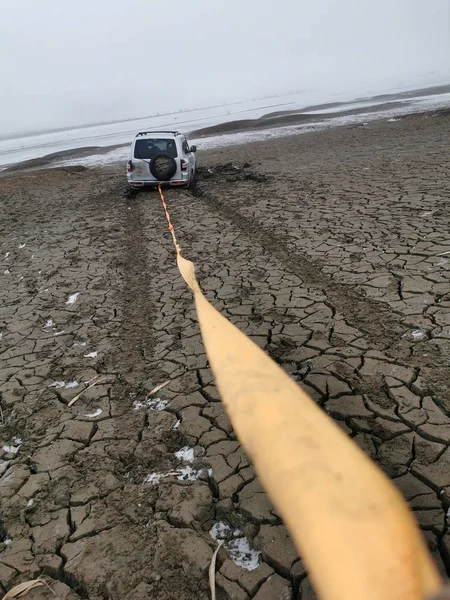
[157,184,443,600]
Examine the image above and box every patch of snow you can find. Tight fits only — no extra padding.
[49,381,66,389]
[148,397,169,410]
[4,252,9,258]
[13,437,22,445]
[49,380,79,389]
[18,243,26,249]
[2,446,19,454]
[4,538,12,546]
[173,419,181,430]
[56,146,129,168]
[0,331,3,341]
[420,211,433,217]
[437,257,448,267]
[53,330,66,336]
[84,351,98,358]
[27,499,34,508]
[209,521,260,571]
[175,446,194,463]
[228,536,261,571]
[4,269,10,275]
[66,292,80,305]
[84,408,103,418]
[144,464,204,485]
[210,521,232,540]
[73,341,87,347]
[411,328,427,342]
[145,473,162,485]
[177,466,203,481]
[132,396,168,411]
[387,118,399,122]
[44,319,55,328]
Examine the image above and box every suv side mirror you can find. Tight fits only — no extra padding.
[190,145,197,153]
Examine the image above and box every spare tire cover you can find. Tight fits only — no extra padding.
[150,153,177,181]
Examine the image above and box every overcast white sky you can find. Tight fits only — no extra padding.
[1,0,449,135]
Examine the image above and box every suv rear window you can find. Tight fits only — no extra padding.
[134,138,178,159]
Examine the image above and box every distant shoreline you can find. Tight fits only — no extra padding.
[191,83,450,137]
[2,84,450,174]
[1,144,125,173]
[3,82,448,142]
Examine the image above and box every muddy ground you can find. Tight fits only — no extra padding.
[0,111,449,599]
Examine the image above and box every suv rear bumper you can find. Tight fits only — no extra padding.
[129,179,188,188]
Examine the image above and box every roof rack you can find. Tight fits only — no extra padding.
[136,130,181,137]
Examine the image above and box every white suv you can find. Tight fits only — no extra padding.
[127,131,197,191]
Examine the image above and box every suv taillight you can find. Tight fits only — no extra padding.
[127,160,134,173]
[180,159,188,172]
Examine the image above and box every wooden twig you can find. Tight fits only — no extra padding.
[145,380,170,400]
[209,541,224,600]
[68,376,108,407]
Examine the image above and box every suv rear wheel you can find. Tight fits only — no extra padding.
[184,169,193,188]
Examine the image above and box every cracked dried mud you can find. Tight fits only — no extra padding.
[0,111,449,599]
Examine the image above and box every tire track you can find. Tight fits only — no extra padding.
[116,195,158,384]
[190,177,448,398]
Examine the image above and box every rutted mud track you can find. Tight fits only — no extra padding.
[0,113,449,599]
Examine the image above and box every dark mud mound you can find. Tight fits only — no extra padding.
[195,162,269,184]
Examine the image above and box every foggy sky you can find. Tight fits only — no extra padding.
[1,0,449,136]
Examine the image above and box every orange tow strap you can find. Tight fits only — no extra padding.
[157,184,443,600]
[158,183,180,252]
